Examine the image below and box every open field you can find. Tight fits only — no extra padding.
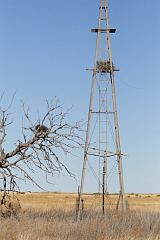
[0,192,160,240]
[16,192,160,212]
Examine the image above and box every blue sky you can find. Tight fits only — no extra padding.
[0,0,160,193]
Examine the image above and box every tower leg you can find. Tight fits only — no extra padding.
[76,3,103,220]
[104,0,127,211]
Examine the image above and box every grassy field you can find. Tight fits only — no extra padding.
[0,192,160,240]
[17,192,160,212]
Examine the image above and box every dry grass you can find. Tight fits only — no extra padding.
[16,192,160,212]
[0,192,160,240]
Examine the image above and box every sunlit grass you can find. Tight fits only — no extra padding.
[0,192,160,240]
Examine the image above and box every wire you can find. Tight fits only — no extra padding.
[87,160,101,187]
[107,162,117,188]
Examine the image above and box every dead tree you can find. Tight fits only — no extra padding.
[0,98,81,212]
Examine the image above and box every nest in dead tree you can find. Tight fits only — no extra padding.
[35,124,48,134]
[96,61,115,73]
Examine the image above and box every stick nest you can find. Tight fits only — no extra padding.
[96,61,115,73]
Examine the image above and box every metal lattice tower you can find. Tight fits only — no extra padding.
[76,0,127,220]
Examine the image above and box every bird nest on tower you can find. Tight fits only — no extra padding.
[96,60,115,73]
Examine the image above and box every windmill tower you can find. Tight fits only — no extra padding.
[77,0,127,219]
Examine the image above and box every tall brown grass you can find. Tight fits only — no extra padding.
[0,193,160,239]
[0,208,160,239]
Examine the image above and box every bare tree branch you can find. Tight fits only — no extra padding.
[0,98,82,193]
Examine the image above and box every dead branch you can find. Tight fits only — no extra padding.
[0,98,82,193]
